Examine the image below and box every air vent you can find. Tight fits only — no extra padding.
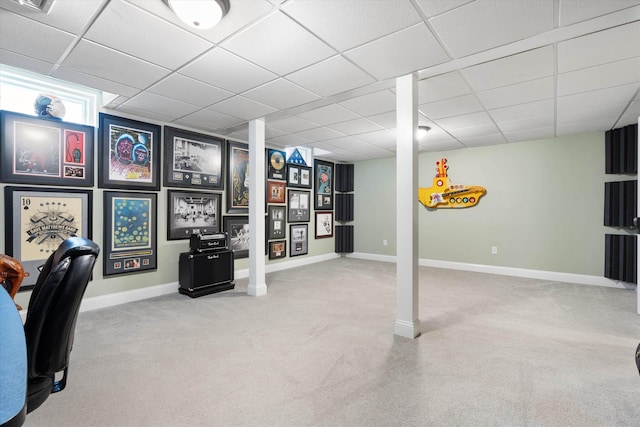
[10,0,54,13]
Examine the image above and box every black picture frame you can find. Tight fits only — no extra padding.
[223,215,249,259]
[167,190,221,240]
[314,159,334,210]
[286,164,312,189]
[315,211,334,239]
[268,240,286,260]
[4,186,93,290]
[103,191,157,276]
[98,113,161,191]
[267,205,286,240]
[266,148,287,180]
[227,141,249,213]
[289,224,308,257]
[288,189,310,223]
[163,126,225,190]
[0,110,95,187]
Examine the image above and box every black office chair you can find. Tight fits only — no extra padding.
[23,237,99,414]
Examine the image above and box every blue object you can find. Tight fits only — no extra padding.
[0,287,26,426]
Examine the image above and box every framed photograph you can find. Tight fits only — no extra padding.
[267,180,286,204]
[163,126,225,190]
[288,189,310,222]
[286,164,312,189]
[223,215,249,259]
[167,190,221,240]
[267,205,286,240]
[315,159,334,210]
[0,110,94,187]
[103,191,157,276]
[98,113,160,191]
[227,141,249,213]
[266,148,286,180]
[315,211,334,239]
[4,186,93,290]
[268,240,286,260]
[289,224,308,257]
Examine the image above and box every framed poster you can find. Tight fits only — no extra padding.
[267,180,286,204]
[98,113,160,191]
[315,211,334,239]
[0,110,94,187]
[286,164,312,189]
[103,191,157,276]
[268,240,286,260]
[223,215,249,259]
[287,189,310,223]
[314,159,334,210]
[167,190,221,240]
[4,186,92,290]
[227,141,249,213]
[163,126,225,190]
[289,224,308,257]
[266,148,286,180]
[267,205,286,240]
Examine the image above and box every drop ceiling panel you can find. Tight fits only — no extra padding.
[414,0,474,17]
[221,11,335,76]
[435,111,496,130]
[557,117,619,135]
[476,77,554,110]
[344,24,449,81]
[417,72,472,103]
[557,57,640,96]
[354,129,398,148]
[557,83,640,113]
[326,118,383,135]
[419,94,483,120]
[295,126,345,141]
[61,40,171,89]
[462,46,554,91]
[282,0,422,51]
[53,66,140,98]
[176,108,244,132]
[338,90,397,117]
[430,0,554,58]
[420,140,466,152]
[458,133,507,147]
[208,96,277,121]
[180,48,277,94]
[0,49,55,75]
[367,111,397,129]
[286,55,376,97]
[495,115,555,133]
[266,133,312,146]
[558,0,640,26]
[243,78,321,110]
[267,116,320,133]
[148,74,234,107]
[119,92,201,120]
[489,99,555,123]
[558,22,640,73]
[296,104,361,125]
[503,126,555,143]
[0,0,104,33]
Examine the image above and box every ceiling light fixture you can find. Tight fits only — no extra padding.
[417,125,431,139]
[164,0,230,30]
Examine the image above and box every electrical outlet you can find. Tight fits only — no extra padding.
[383,240,388,246]
[491,246,498,255]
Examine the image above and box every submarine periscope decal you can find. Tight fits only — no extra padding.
[418,158,486,209]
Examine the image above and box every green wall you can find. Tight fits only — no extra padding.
[355,132,627,277]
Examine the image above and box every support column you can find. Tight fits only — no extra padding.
[395,73,420,338]
[248,118,267,296]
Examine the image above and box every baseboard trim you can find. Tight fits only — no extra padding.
[347,252,635,290]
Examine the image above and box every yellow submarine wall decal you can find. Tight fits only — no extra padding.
[418,158,486,209]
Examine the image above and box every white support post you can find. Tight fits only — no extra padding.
[248,118,267,296]
[394,73,420,338]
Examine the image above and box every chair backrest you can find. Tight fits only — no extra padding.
[23,237,99,387]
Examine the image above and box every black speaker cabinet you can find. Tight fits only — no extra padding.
[179,249,234,298]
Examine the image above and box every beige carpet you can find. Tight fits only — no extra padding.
[24,257,640,426]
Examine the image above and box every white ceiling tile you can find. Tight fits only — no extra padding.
[222,11,335,76]
[180,48,277,94]
[338,90,396,116]
[295,127,346,141]
[462,46,554,91]
[418,126,457,143]
[414,0,474,17]
[557,118,618,135]
[557,57,640,96]
[354,129,398,148]
[0,11,75,63]
[111,105,174,123]
[496,115,555,133]
[420,139,466,152]
[558,22,640,73]
[120,92,201,120]
[459,133,507,148]
[0,49,55,75]
[419,94,483,120]
[418,71,472,103]
[267,133,312,146]
[326,118,383,135]
[208,96,277,121]
[176,109,244,132]
[149,74,234,107]
[503,127,555,143]
[61,40,171,89]
[243,79,321,110]
[282,0,422,51]
[367,111,397,129]
[489,99,555,123]
[557,102,628,124]
[344,24,449,81]
[52,66,140,98]
[430,0,554,57]
[448,124,501,139]
[286,56,376,97]
[297,104,361,125]
[85,1,212,70]
[435,111,495,130]
[557,83,640,112]
[476,77,554,110]
[558,0,640,26]
[0,0,104,33]
[267,116,321,133]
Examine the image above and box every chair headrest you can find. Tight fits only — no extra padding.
[51,237,100,266]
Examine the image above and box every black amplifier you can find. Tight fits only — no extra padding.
[190,232,227,252]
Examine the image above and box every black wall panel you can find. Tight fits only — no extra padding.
[335,225,354,253]
[335,193,354,222]
[604,180,637,227]
[604,234,637,284]
[335,163,354,192]
[605,123,638,174]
